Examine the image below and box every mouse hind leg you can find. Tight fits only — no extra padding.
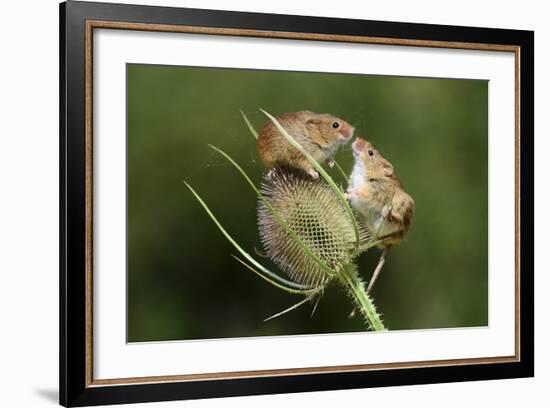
[367,246,390,293]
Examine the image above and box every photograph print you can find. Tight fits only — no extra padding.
[126,63,488,342]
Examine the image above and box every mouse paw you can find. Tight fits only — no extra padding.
[327,158,335,168]
[382,205,392,219]
[307,169,319,179]
[344,189,357,200]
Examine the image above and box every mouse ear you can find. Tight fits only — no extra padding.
[383,162,394,177]
[306,118,319,128]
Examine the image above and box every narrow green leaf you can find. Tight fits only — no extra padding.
[264,296,312,322]
[185,182,316,291]
[332,159,349,183]
[240,110,259,140]
[232,255,322,295]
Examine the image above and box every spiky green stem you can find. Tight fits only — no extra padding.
[339,263,386,331]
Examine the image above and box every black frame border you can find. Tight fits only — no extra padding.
[60,1,534,406]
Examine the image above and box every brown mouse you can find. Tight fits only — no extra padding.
[256,111,354,178]
[346,137,414,293]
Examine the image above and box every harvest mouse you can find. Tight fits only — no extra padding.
[346,137,414,293]
[256,111,354,178]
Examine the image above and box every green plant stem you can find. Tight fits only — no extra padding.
[339,263,386,331]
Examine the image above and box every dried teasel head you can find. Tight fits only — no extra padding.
[258,167,369,288]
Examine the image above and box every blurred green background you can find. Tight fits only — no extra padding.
[127,64,488,342]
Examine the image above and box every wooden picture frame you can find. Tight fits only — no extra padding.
[60,1,534,406]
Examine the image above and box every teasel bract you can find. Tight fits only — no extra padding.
[186,110,386,331]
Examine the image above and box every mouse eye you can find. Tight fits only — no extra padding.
[368,150,374,156]
[332,122,339,129]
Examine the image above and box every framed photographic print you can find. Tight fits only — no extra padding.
[59,1,534,406]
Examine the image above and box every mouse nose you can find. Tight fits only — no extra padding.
[341,124,354,139]
[352,138,365,151]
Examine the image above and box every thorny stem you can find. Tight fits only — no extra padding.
[339,263,386,331]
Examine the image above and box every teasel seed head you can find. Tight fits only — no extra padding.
[258,167,369,288]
